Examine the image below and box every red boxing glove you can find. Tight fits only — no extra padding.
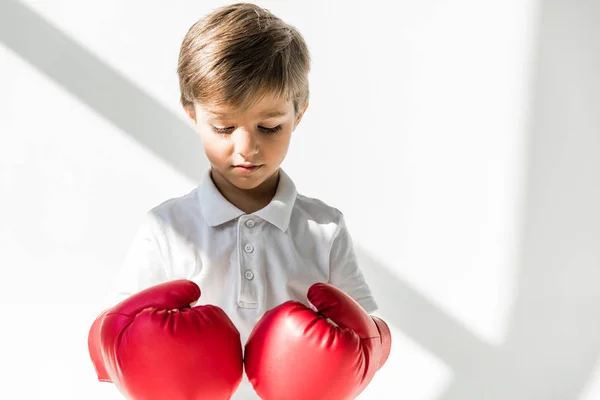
[88,280,243,400]
[244,283,392,400]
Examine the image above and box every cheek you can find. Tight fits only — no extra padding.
[263,135,292,161]
[199,132,230,159]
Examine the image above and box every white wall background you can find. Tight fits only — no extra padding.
[1,0,599,399]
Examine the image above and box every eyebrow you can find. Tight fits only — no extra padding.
[208,110,287,119]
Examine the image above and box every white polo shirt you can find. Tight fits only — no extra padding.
[104,167,378,398]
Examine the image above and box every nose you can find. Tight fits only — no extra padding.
[232,128,259,158]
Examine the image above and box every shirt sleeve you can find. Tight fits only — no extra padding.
[328,212,379,313]
[102,211,169,308]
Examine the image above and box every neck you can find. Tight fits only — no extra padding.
[211,168,280,214]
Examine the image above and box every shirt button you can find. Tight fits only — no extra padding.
[238,301,244,307]
[244,244,254,253]
[244,270,254,280]
[245,219,255,228]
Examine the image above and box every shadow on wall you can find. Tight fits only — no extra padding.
[0,0,206,183]
[2,1,599,399]
[432,0,600,398]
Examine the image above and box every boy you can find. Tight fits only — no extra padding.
[104,2,379,398]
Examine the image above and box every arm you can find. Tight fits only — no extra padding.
[102,210,169,308]
[328,212,378,313]
[328,212,391,367]
[90,211,169,382]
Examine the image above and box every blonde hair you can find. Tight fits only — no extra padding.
[177,2,311,117]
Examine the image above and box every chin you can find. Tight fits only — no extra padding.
[227,175,266,190]
[230,179,263,190]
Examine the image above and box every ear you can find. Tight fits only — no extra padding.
[293,101,309,130]
[184,104,197,125]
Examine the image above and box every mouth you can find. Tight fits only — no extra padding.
[233,164,262,172]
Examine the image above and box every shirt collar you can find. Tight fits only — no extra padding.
[197,167,297,232]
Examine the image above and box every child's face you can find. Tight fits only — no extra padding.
[186,92,307,191]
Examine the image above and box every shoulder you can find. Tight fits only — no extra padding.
[145,187,201,229]
[293,192,344,227]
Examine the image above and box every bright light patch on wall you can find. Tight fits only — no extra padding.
[579,356,600,400]
[359,326,452,399]
[347,0,540,347]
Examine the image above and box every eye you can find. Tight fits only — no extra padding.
[210,125,283,135]
[259,125,283,134]
[211,126,233,135]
